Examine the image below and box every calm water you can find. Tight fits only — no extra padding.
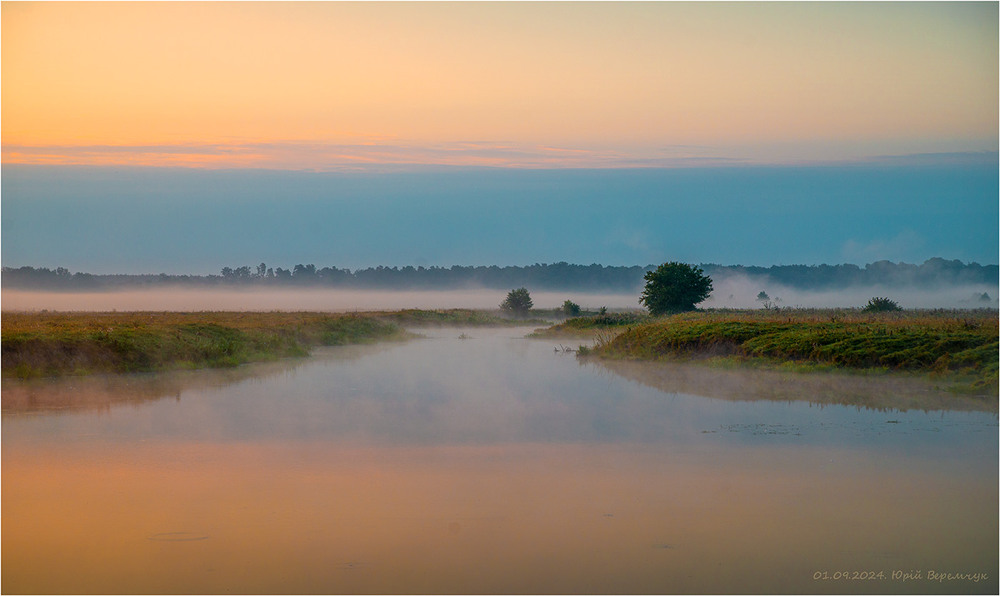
[3,327,997,594]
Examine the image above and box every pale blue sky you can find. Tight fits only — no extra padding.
[2,160,996,275]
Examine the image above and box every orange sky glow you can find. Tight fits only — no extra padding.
[3,1,997,169]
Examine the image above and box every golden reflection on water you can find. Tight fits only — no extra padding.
[4,441,996,594]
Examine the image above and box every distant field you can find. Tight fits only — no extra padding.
[0,309,542,378]
[551,309,999,394]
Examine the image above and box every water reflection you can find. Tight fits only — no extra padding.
[4,441,996,594]
[3,327,997,594]
[594,358,997,414]
[1,343,390,416]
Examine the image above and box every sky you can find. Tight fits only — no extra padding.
[2,2,998,273]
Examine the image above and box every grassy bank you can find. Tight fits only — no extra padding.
[375,308,552,327]
[528,311,650,338]
[563,310,998,393]
[1,309,534,379]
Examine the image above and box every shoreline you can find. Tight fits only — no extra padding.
[1,309,549,379]
[548,310,999,396]
[4,309,997,399]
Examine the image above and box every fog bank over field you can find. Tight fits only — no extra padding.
[0,288,639,313]
[704,273,998,310]
[3,282,996,313]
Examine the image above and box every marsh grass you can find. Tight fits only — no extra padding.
[3,309,539,378]
[528,311,649,339]
[568,309,998,394]
[375,308,550,327]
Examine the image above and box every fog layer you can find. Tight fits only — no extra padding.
[3,282,997,312]
[704,274,997,309]
[0,288,639,312]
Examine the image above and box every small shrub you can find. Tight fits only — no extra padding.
[863,297,903,312]
[562,300,581,316]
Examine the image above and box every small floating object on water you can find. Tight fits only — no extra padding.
[338,561,369,571]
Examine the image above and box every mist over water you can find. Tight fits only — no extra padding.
[3,327,997,593]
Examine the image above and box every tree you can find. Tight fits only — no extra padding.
[500,287,533,316]
[640,262,713,315]
[562,300,581,316]
[756,290,775,310]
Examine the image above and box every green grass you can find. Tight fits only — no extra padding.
[1,308,555,379]
[375,308,550,327]
[1,311,394,378]
[528,311,650,338]
[569,309,999,394]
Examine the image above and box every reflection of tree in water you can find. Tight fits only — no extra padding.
[593,359,997,414]
[1,343,391,415]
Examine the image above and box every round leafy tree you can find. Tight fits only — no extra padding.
[500,287,533,316]
[561,300,581,316]
[640,262,713,315]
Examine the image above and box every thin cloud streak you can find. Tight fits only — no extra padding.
[6,141,994,171]
[2,141,751,170]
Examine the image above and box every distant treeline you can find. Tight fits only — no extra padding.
[2,258,996,293]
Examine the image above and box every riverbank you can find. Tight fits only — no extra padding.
[554,310,998,395]
[1,309,546,378]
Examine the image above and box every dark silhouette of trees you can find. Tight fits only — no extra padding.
[2,259,997,294]
[292,264,317,279]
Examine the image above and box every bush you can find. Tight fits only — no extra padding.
[562,300,581,316]
[640,262,713,315]
[863,297,903,312]
[500,287,533,316]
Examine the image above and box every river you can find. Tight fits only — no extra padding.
[2,326,997,594]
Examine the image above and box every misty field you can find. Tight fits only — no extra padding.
[0,309,540,378]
